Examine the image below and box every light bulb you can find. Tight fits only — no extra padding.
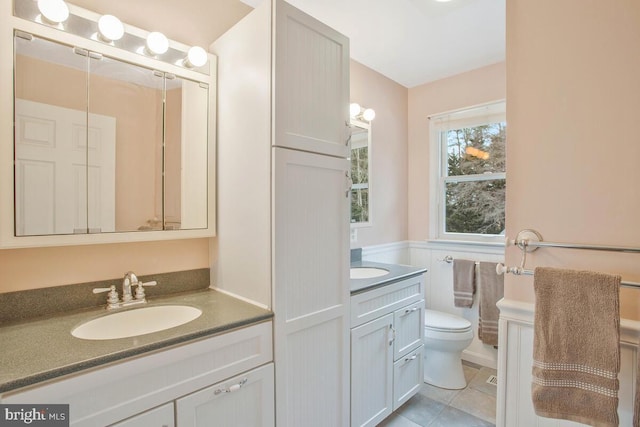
[362,108,376,121]
[350,103,361,118]
[146,32,169,56]
[37,0,69,24]
[98,15,124,43]
[185,46,208,68]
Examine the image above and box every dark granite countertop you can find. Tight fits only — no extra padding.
[0,289,273,394]
[350,260,427,294]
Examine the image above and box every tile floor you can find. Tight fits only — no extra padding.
[379,361,497,427]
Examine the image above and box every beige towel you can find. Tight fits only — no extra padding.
[453,259,476,307]
[532,267,620,427]
[478,262,504,346]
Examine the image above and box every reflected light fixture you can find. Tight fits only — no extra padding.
[97,15,124,43]
[184,46,208,68]
[349,103,361,118]
[362,108,376,121]
[145,31,169,55]
[350,103,376,121]
[37,0,69,24]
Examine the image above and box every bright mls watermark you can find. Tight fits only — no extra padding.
[0,405,69,427]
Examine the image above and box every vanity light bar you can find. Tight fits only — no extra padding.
[13,0,210,75]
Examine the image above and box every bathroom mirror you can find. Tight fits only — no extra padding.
[350,119,371,226]
[1,3,215,247]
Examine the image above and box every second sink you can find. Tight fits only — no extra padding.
[350,267,390,280]
[72,305,202,340]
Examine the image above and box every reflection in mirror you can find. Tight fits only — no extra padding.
[14,34,92,236]
[350,120,370,225]
[164,77,209,230]
[13,32,209,236]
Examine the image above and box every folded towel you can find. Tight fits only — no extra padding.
[532,267,621,427]
[634,347,640,427]
[477,262,504,346]
[453,259,476,308]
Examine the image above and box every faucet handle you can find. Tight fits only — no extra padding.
[93,285,120,309]
[134,280,158,301]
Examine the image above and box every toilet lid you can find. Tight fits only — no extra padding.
[424,309,472,331]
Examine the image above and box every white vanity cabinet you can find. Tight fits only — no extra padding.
[176,363,274,427]
[0,322,273,427]
[110,403,175,427]
[350,275,425,427]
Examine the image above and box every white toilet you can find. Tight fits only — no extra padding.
[423,309,474,389]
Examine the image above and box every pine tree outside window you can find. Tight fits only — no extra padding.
[430,101,506,242]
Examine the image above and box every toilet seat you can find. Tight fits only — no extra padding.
[424,309,472,333]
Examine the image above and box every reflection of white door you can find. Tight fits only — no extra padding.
[14,99,115,235]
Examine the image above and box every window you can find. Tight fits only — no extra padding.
[430,101,506,241]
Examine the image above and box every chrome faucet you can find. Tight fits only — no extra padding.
[94,271,158,309]
[122,271,138,303]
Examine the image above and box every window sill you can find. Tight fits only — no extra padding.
[421,239,505,252]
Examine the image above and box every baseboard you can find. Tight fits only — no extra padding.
[462,349,497,370]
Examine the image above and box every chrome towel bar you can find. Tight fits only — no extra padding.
[500,229,640,289]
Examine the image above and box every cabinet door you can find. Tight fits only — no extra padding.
[273,148,350,427]
[351,314,394,427]
[175,363,274,427]
[393,345,424,411]
[273,0,350,158]
[393,300,425,360]
[110,403,174,427]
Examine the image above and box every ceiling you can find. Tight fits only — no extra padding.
[70,0,505,88]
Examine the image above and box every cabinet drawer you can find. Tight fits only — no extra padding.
[393,300,424,361]
[176,363,274,427]
[393,345,424,411]
[351,275,424,328]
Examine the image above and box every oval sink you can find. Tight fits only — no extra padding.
[72,305,202,340]
[350,267,390,280]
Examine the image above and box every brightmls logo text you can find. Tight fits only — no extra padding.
[0,405,69,427]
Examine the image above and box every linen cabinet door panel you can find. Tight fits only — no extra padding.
[273,0,350,158]
[273,148,350,427]
[351,314,394,427]
[393,300,425,360]
[110,403,174,427]
[393,345,424,411]
[175,363,274,427]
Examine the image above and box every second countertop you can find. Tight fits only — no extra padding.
[350,261,427,294]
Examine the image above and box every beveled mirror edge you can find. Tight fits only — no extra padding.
[0,1,217,249]
[350,118,372,229]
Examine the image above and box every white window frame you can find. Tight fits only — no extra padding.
[428,100,506,244]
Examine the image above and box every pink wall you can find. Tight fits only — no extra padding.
[350,60,409,247]
[407,63,506,240]
[505,0,640,319]
[0,239,210,293]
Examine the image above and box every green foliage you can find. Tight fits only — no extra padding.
[444,123,506,235]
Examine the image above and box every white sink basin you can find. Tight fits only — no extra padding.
[72,305,202,340]
[350,267,390,280]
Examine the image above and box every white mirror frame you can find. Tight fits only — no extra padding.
[350,118,372,228]
[0,1,216,248]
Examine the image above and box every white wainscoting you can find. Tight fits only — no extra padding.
[361,240,504,369]
[497,299,640,427]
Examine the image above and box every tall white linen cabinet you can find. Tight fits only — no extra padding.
[211,1,351,426]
